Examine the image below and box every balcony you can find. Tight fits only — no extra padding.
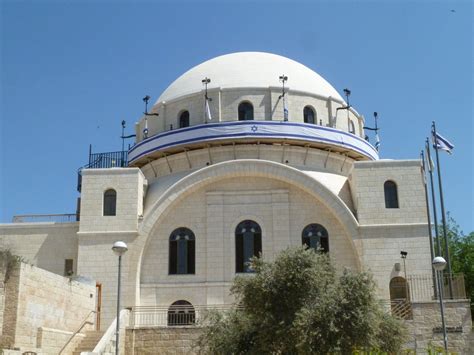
[77,149,128,192]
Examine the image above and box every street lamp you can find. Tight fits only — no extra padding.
[112,241,128,355]
[432,256,448,352]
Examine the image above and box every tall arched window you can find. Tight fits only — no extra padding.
[349,120,356,134]
[235,220,262,272]
[103,189,116,216]
[238,102,254,121]
[302,224,329,253]
[167,300,195,326]
[303,106,316,124]
[179,111,190,128]
[384,181,399,208]
[169,227,195,274]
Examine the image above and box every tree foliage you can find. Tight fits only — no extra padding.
[197,248,407,354]
[441,215,474,317]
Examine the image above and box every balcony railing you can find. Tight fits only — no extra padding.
[77,149,128,192]
[130,304,235,328]
[407,273,466,302]
[12,213,79,223]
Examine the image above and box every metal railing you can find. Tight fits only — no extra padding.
[12,213,79,223]
[407,273,466,301]
[130,304,235,327]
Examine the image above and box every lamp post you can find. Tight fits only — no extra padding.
[112,241,128,355]
[400,251,408,299]
[433,256,448,352]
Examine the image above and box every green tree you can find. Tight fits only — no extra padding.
[197,248,406,354]
[442,215,474,317]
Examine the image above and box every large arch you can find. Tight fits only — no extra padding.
[130,159,362,305]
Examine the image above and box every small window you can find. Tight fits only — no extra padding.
[103,189,117,216]
[302,224,329,253]
[238,102,254,121]
[179,111,190,128]
[303,106,316,124]
[235,220,262,272]
[349,120,355,134]
[169,228,195,275]
[384,181,399,208]
[64,259,74,276]
[167,300,195,326]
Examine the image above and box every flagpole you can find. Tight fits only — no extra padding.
[432,121,454,299]
[426,138,442,256]
[421,150,437,298]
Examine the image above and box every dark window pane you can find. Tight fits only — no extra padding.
[179,111,190,128]
[169,240,178,274]
[304,106,315,124]
[167,300,195,326]
[302,224,329,253]
[235,220,261,272]
[384,181,399,208]
[103,189,116,216]
[238,102,254,121]
[169,228,195,275]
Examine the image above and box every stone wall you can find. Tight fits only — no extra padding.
[125,327,202,355]
[0,262,96,353]
[406,300,473,354]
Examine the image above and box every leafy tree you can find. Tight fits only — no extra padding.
[197,247,407,354]
[441,215,474,317]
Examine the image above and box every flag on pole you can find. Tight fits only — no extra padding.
[375,132,380,151]
[432,132,454,154]
[283,97,288,121]
[205,97,212,121]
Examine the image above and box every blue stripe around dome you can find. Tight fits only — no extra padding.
[128,121,379,164]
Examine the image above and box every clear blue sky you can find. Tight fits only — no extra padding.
[1,0,472,233]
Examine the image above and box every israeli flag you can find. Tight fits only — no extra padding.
[205,98,212,121]
[433,132,454,154]
[375,132,380,151]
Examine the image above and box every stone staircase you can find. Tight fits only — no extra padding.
[71,330,105,355]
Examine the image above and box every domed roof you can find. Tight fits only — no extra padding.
[156,52,344,104]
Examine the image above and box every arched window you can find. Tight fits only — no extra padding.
[302,224,329,253]
[384,181,399,208]
[179,111,190,128]
[167,300,195,326]
[235,220,262,272]
[238,102,254,121]
[303,106,316,124]
[103,189,116,216]
[349,120,355,134]
[169,228,195,274]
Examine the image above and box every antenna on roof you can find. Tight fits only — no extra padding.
[279,75,288,121]
[363,111,381,151]
[141,95,159,139]
[333,88,351,127]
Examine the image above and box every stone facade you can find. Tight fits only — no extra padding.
[0,261,96,354]
[125,327,201,355]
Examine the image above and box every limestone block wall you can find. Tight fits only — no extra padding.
[0,223,78,276]
[350,160,428,225]
[0,262,96,352]
[405,300,473,353]
[140,175,358,306]
[125,327,202,355]
[357,224,433,299]
[136,88,364,140]
[79,168,146,233]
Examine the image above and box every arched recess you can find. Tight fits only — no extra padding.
[132,159,362,303]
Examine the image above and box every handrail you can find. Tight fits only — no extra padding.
[12,213,78,223]
[58,310,96,355]
[92,308,130,354]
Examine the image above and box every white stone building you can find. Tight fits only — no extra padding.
[1,52,471,353]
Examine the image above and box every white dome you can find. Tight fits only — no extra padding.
[156,52,344,104]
